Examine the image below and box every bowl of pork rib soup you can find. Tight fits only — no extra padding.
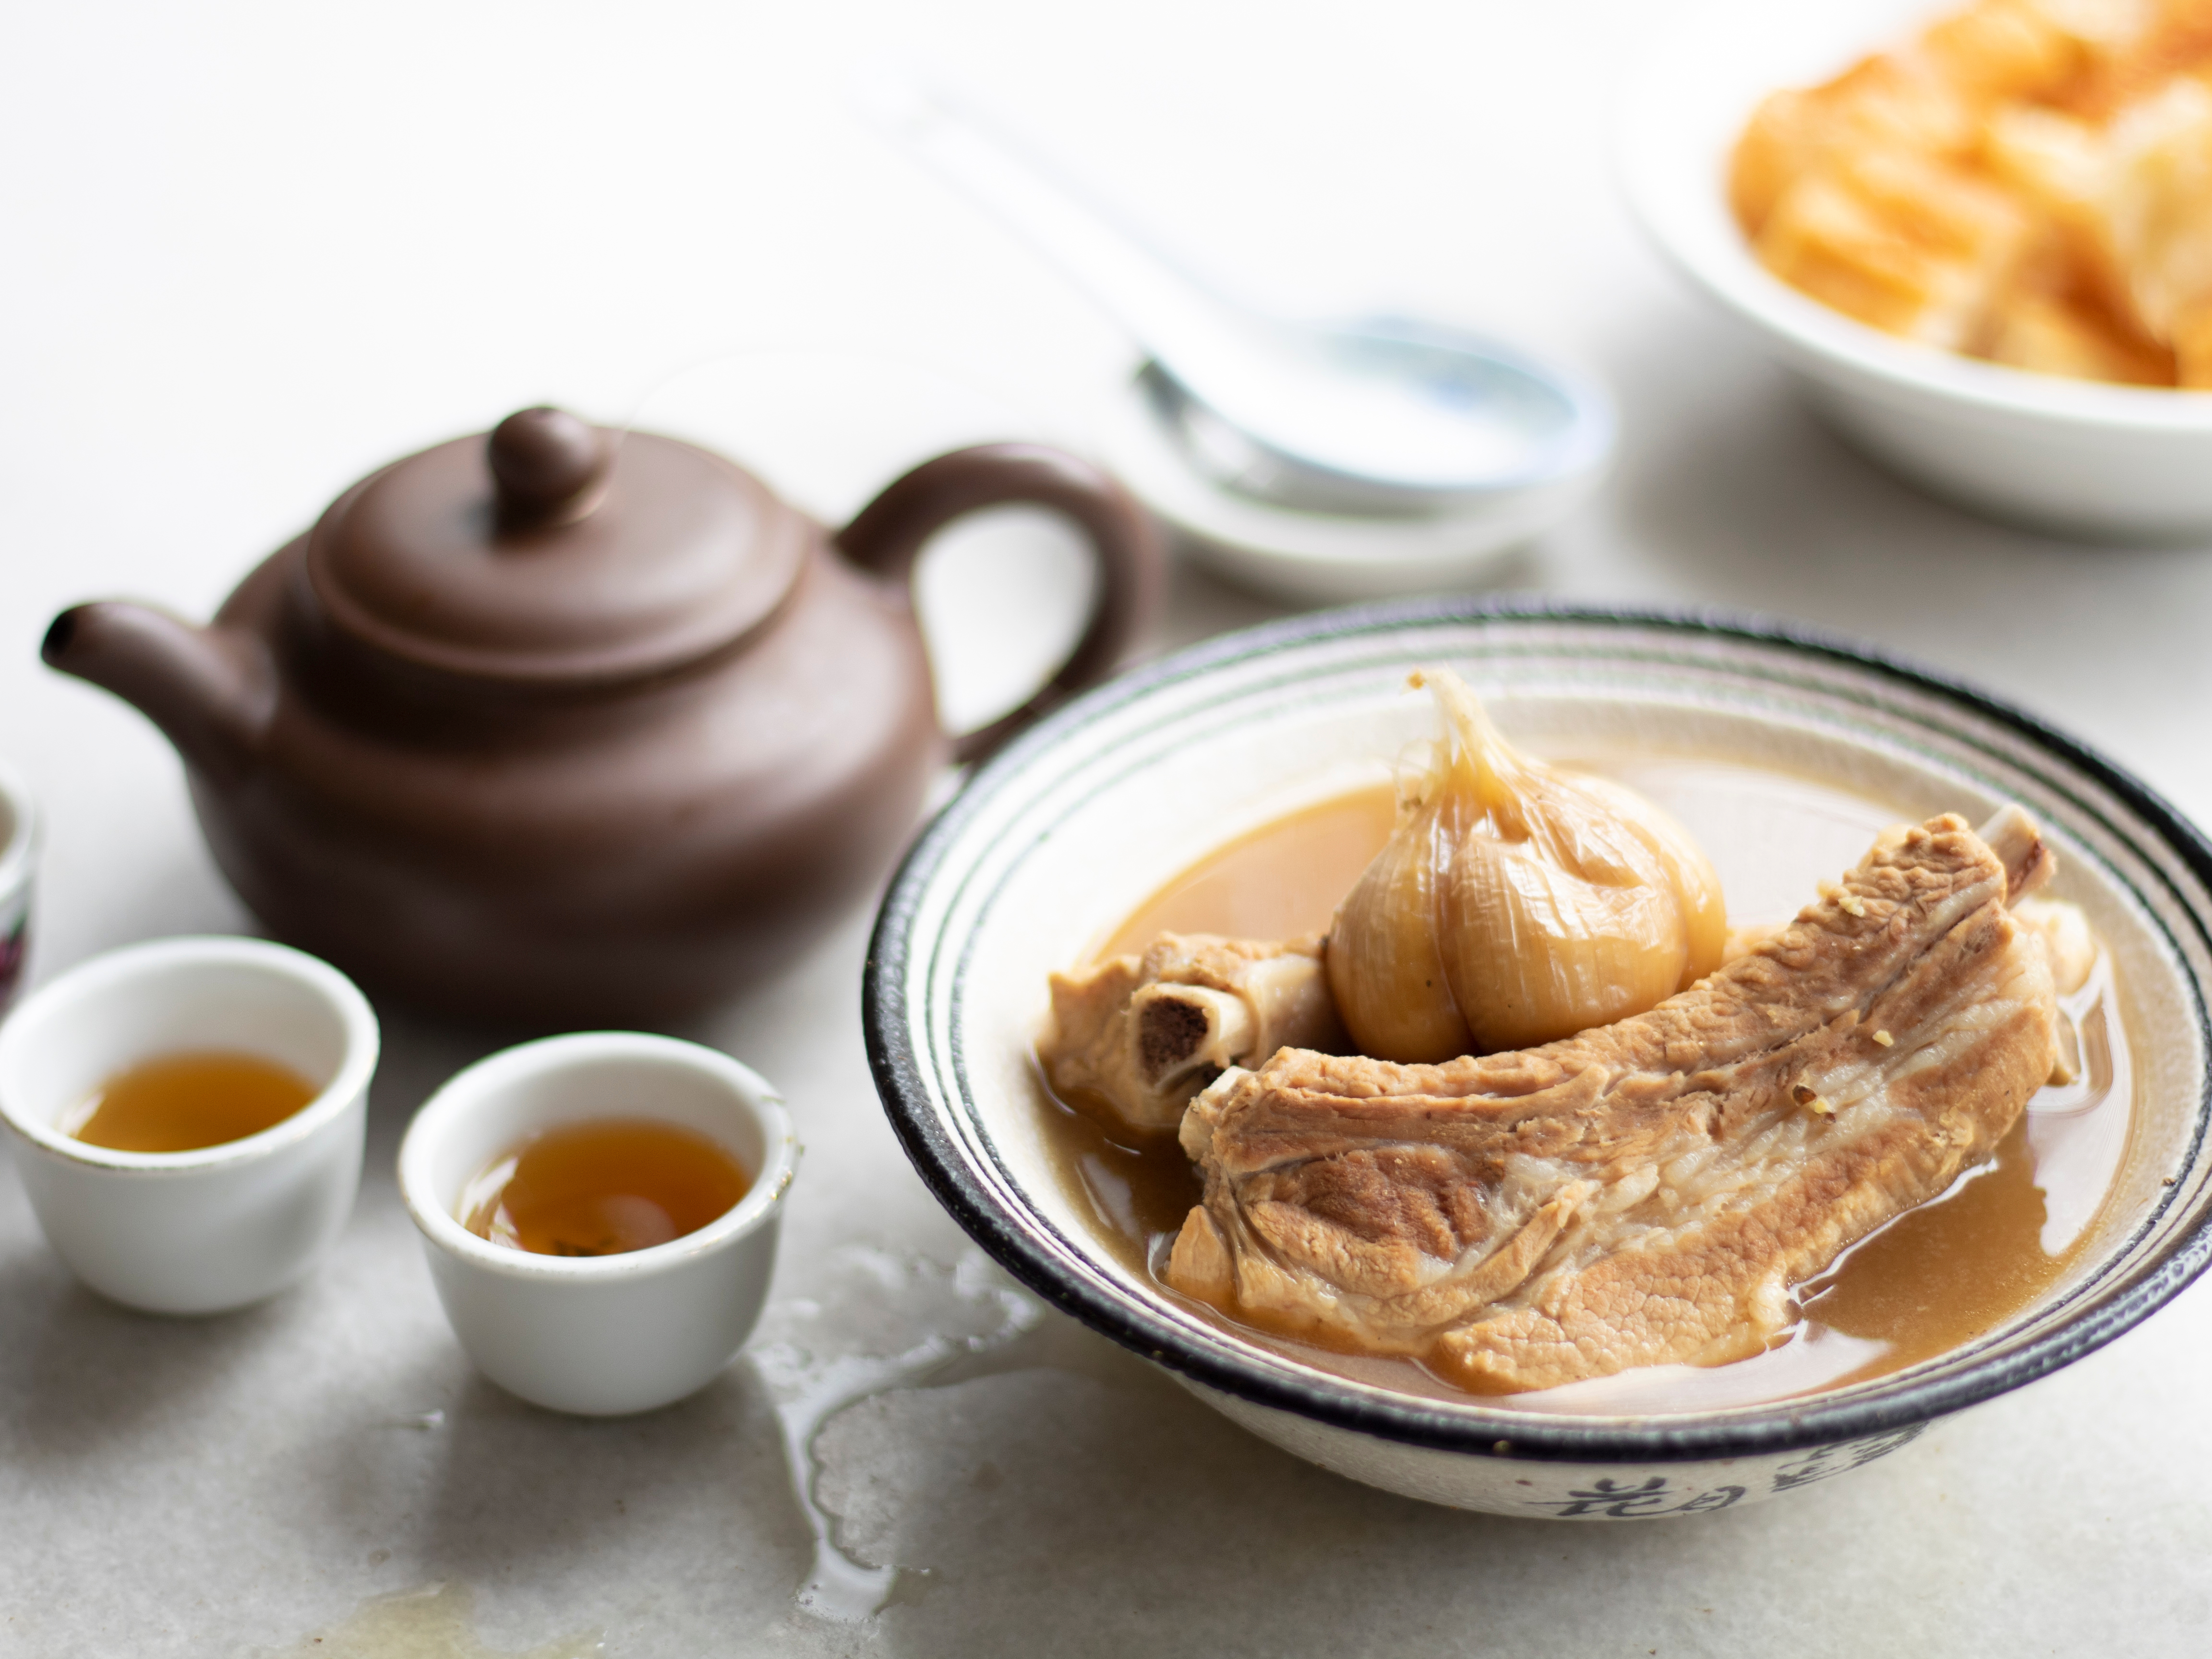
[864,598,2212,1518]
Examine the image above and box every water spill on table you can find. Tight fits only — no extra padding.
[747,1245,1042,1623]
[268,1583,598,1659]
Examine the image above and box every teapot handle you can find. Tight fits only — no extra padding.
[833,443,1164,765]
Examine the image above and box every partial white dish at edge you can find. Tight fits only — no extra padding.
[1617,0,2212,541]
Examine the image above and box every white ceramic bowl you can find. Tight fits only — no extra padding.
[398,1032,799,1417]
[0,758,39,1012]
[866,600,2212,1517]
[1619,0,2212,541]
[0,935,379,1313]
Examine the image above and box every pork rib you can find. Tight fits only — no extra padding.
[1167,813,2060,1392]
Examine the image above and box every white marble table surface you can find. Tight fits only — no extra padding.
[4,0,2211,1652]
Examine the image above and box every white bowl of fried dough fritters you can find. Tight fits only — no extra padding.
[864,599,2212,1518]
[1619,0,2212,542]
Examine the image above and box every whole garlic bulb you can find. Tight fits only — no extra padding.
[1328,670,1726,1061]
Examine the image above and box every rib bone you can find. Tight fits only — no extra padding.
[1043,934,1346,1132]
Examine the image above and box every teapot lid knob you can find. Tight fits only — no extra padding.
[488,407,611,526]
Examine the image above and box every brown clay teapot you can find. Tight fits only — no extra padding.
[44,408,1161,1022]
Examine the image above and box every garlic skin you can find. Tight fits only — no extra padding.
[1326,763,1473,1063]
[1329,671,1727,1061]
[1572,773,1729,993]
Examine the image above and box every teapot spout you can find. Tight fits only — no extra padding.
[42,602,275,783]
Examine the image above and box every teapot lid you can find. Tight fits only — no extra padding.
[303,408,805,685]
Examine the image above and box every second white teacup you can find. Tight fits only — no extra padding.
[0,936,380,1313]
[398,1032,799,1416]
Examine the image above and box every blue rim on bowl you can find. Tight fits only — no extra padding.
[863,598,2212,1464]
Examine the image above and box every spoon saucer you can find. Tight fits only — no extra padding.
[1094,369,1609,603]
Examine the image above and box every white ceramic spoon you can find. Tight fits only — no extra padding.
[859,70,1613,516]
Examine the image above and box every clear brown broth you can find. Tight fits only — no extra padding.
[1039,769,2133,1411]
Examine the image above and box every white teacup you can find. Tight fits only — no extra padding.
[0,936,380,1314]
[397,1032,799,1417]
[0,759,40,1014]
